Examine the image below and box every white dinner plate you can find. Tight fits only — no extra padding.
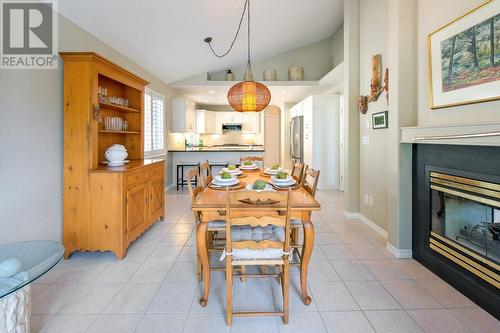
[102,160,130,166]
[222,168,242,175]
[264,167,281,175]
[271,175,294,183]
[215,175,237,183]
[270,178,296,186]
[240,164,258,170]
[212,178,240,186]
[245,183,275,192]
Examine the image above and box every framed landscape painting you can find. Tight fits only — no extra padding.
[428,0,500,109]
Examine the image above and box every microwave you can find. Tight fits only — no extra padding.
[222,123,243,132]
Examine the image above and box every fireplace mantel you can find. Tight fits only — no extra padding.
[400,122,500,146]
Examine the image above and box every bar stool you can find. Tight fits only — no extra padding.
[176,162,199,190]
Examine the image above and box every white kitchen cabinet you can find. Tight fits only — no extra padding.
[289,102,303,118]
[195,110,217,133]
[300,95,341,190]
[172,97,196,132]
[242,113,260,133]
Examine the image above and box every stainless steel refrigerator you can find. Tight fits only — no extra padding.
[290,116,303,162]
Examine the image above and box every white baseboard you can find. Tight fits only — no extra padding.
[343,211,388,239]
[166,184,174,190]
[386,243,412,258]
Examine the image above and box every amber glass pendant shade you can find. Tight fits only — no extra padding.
[227,81,271,112]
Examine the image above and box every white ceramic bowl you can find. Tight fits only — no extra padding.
[215,175,236,183]
[272,175,293,183]
[105,144,128,163]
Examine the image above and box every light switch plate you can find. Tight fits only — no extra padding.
[363,194,369,204]
[361,136,369,145]
[365,119,370,129]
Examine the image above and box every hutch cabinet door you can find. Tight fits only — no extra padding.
[149,177,164,223]
[126,183,148,241]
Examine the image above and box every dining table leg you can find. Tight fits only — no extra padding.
[196,221,210,307]
[300,210,314,305]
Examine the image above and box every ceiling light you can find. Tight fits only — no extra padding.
[204,0,270,113]
[209,90,215,94]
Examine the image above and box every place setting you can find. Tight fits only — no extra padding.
[268,170,300,190]
[208,171,246,191]
[239,160,260,172]
[221,164,247,178]
[260,163,282,178]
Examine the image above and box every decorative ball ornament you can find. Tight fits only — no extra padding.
[227,81,271,112]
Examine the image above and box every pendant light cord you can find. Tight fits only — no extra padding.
[204,0,250,60]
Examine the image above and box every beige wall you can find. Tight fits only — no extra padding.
[0,14,178,244]
[358,0,389,231]
[417,0,500,125]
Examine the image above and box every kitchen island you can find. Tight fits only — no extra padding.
[169,145,265,189]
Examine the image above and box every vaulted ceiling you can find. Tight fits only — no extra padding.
[59,0,343,83]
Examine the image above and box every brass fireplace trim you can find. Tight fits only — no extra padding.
[431,232,500,272]
[430,185,500,209]
[431,177,500,200]
[430,239,500,289]
[430,172,500,193]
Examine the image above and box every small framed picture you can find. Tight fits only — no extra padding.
[372,111,388,129]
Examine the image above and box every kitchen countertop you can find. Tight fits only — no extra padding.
[169,146,265,152]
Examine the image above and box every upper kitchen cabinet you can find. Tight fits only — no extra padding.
[172,97,196,132]
[195,110,217,133]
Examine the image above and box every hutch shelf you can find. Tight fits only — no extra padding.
[61,52,165,259]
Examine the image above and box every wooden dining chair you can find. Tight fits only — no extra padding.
[290,167,320,264]
[187,168,226,281]
[291,161,305,183]
[240,156,264,168]
[198,160,213,188]
[224,189,292,326]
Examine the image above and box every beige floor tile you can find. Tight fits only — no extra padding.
[86,314,142,333]
[336,232,369,245]
[170,223,195,234]
[231,316,279,333]
[59,284,122,314]
[134,314,187,333]
[364,310,423,333]
[129,262,173,284]
[331,260,376,281]
[32,284,85,315]
[93,261,141,284]
[361,259,410,280]
[347,244,387,259]
[232,279,276,312]
[309,282,359,311]
[161,233,190,246]
[321,311,375,333]
[183,313,230,333]
[277,312,327,333]
[147,283,197,313]
[320,245,357,260]
[306,261,341,282]
[448,307,500,333]
[30,314,53,332]
[104,283,160,314]
[164,262,199,284]
[381,280,442,309]
[392,259,437,279]
[315,232,343,245]
[39,314,97,333]
[146,246,183,262]
[408,309,471,333]
[414,279,475,308]
[177,245,196,262]
[345,280,401,310]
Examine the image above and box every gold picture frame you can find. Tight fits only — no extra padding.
[428,0,500,109]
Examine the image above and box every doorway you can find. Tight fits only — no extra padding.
[264,105,281,167]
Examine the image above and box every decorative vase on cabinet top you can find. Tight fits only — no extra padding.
[288,66,304,81]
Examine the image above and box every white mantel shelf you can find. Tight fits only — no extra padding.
[400,122,500,147]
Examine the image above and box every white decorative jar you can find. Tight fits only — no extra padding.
[288,66,304,81]
[104,144,128,166]
[263,69,276,81]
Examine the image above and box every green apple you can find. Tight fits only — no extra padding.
[271,164,280,170]
[243,161,253,166]
[253,180,267,190]
[221,172,232,179]
[276,171,288,179]
[228,164,236,170]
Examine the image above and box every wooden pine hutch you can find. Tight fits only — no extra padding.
[61,52,164,259]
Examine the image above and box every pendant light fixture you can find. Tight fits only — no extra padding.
[204,0,271,112]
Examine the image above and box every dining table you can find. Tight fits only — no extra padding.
[191,169,321,307]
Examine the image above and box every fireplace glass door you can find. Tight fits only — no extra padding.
[429,171,499,287]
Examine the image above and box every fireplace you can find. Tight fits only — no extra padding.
[413,144,500,320]
[429,169,499,288]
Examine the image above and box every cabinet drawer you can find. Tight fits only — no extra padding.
[126,171,148,188]
[208,210,227,221]
[149,165,164,179]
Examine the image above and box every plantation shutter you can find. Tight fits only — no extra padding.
[144,89,165,155]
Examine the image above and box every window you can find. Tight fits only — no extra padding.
[144,89,165,156]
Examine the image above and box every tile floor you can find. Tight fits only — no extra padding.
[31,190,500,333]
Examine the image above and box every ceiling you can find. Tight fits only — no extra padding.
[59,0,344,84]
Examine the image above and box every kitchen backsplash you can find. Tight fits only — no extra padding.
[168,132,263,149]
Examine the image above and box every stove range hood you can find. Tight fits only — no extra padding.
[222,123,242,132]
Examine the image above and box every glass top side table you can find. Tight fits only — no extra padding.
[0,240,64,299]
